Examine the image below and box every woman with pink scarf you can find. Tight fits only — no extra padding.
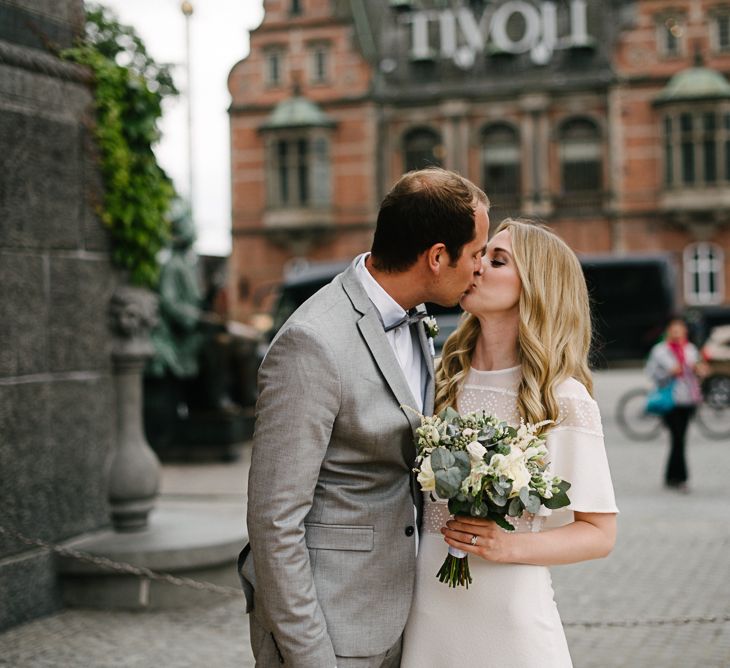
[646,318,708,492]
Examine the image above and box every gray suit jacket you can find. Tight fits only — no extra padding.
[239,260,435,667]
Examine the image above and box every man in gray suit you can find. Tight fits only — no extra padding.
[240,168,490,667]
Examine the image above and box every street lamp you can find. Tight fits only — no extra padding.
[181,1,194,220]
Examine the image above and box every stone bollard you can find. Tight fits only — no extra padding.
[107,286,161,531]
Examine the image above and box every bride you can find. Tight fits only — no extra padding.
[401,219,618,667]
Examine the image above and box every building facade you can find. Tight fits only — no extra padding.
[229,0,730,322]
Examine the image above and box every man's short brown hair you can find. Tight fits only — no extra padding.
[371,168,489,272]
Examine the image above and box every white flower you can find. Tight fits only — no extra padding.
[423,316,439,339]
[428,425,441,445]
[417,456,436,492]
[465,440,487,464]
[490,445,531,497]
[461,461,489,495]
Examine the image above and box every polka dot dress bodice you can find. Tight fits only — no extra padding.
[422,365,608,537]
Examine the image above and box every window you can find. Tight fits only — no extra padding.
[265,50,284,87]
[657,15,684,57]
[684,243,725,305]
[310,44,329,84]
[663,109,730,188]
[291,0,302,15]
[481,123,521,210]
[712,11,730,51]
[558,117,603,204]
[268,135,331,209]
[403,128,443,171]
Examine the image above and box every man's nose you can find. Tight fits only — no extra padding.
[475,257,484,275]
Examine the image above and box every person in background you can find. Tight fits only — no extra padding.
[646,317,708,493]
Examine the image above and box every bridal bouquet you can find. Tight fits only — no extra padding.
[413,407,571,588]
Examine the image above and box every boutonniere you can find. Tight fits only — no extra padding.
[423,316,439,339]
[423,316,439,356]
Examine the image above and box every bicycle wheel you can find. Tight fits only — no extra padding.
[696,375,730,440]
[615,387,663,441]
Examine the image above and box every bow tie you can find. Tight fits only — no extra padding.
[384,308,427,333]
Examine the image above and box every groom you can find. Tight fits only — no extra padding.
[240,167,490,667]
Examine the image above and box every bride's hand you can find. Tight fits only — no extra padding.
[442,515,514,563]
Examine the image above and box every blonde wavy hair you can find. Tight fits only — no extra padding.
[434,219,593,433]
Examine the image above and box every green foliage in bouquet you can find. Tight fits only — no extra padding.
[414,406,572,588]
[62,4,178,288]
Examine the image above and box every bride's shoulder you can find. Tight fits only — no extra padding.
[555,377,595,404]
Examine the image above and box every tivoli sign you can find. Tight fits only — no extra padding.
[401,0,592,69]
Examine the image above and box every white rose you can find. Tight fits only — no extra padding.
[428,425,441,445]
[417,456,436,492]
[465,440,487,464]
[492,447,531,496]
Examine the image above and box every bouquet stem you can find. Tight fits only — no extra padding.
[436,546,472,588]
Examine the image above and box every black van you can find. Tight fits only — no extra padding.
[266,254,677,364]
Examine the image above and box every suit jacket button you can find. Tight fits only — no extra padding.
[405,525,415,537]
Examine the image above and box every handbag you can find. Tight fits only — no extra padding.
[646,381,675,415]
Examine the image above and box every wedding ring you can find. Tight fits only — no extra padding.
[470,534,478,546]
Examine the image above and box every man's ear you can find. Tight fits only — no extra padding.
[425,243,446,274]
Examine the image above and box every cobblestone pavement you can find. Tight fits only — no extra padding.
[1,369,729,667]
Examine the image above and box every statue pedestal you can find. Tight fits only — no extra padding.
[108,286,161,531]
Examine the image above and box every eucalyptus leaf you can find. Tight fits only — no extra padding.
[452,450,471,477]
[525,492,541,514]
[507,497,522,517]
[434,467,463,498]
[439,406,461,422]
[431,447,455,471]
[519,486,530,505]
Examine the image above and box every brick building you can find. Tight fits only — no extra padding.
[228,0,730,322]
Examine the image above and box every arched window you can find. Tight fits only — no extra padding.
[481,123,521,210]
[559,117,603,205]
[684,242,725,305]
[403,128,443,171]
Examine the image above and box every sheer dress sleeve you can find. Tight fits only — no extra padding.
[540,378,618,519]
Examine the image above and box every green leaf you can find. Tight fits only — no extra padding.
[438,406,460,422]
[491,514,515,531]
[525,492,541,514]
[434,467,463,499]
[507,497,522,517]
[448,497,472,516]
[452,450,471,477]
[431,447,455,471]
[544,492,570,510]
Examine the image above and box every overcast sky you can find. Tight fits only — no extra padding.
[99,0,265,256]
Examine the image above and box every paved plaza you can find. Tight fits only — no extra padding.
[1,369,729,667]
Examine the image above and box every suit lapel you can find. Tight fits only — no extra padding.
[342,264,423,433]
[415,310,436,416]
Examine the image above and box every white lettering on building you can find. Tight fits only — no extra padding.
[402,0,590,68]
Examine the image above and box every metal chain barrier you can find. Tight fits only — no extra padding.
[3,524,730,628]
[0,524,243,599]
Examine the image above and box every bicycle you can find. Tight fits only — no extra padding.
[615,374,730,441]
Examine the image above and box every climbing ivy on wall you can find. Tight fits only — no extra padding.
[63,4,178,287]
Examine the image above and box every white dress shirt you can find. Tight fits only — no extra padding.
[355,253,425,412]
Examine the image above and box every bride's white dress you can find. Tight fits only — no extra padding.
[401,366,618,668]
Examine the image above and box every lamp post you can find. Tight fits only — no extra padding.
[181,1,194,219]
